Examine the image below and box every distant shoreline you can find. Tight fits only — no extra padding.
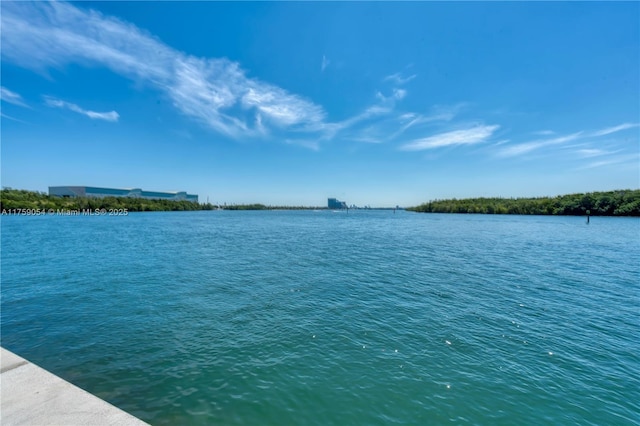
[407,189,640,217]
[1,188,639,216]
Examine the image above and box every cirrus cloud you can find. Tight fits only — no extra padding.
[400,124,500,151]
[1,86,28,107]
[588,123,639,138]
[1,1,325,138]
[498,132,583,157]
[44,96,119,122]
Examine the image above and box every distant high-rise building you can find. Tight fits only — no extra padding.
[49,186,198,202]
[328,198,347,209]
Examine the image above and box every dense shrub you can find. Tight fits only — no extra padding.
[407,190,640,216]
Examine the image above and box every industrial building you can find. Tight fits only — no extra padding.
[49,186,198,202]
[328,198,347,209]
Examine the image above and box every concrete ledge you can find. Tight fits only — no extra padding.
[1,347,149,426]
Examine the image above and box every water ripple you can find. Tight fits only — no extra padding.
[1,211,639,425]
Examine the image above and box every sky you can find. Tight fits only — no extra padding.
[1,1,638,207]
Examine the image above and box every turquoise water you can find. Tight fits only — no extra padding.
[1,210,639,425]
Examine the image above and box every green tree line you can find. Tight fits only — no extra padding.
[407,189,640,216]
[0,189,324,212]
[0,188,216,212]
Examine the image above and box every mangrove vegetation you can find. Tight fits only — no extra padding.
[1,188,215,212]
[0,189,322,212]
[3,188,639,216]
[407,190,640,216]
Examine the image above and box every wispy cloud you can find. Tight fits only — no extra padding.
[1,1,326,139]
[375,89,408,104]
[321,55,330,72]
[317,104,393,140]
[1,2,479,152]
[390,111,455,140]
[383,72,416,85]
[393,88,407,100]
[44,96,119,122]
[498,123,639,158]
[533,130,555,136]
[400,124,499,151]
[498,132,583,157]
[575,148,621,158]
[588,123,639,137]
[347,135,384,144]
[1,86,27,107]
[241,83,325,128]
[1,112,28,123]
[578,153,639,170]
[14,1,614,160]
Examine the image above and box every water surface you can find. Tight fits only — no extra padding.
[2,211,639,425]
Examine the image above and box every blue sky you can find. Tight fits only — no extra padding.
[1,1,638,207]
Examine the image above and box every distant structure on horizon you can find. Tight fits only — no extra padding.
[49,186,198,202]
[328,198,347,209]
